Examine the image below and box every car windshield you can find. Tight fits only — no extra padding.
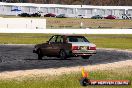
[67,36,89,42]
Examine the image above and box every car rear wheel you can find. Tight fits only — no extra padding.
[59,50,67,59]
[81,56,90,59]
[37,49,43,60]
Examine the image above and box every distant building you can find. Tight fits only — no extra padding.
[0,2,132,19]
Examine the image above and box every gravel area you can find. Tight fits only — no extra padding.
[0,44,132,79]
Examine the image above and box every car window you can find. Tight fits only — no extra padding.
[56,36,63,43]
[67,36,89,42]
[49,36,57,43]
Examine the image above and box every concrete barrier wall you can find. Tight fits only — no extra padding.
[0,29,132,34]
[0,18,46,29]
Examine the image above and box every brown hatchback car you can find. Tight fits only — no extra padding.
[33,35,96,60]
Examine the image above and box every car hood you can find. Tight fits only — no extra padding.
[69,42,96,47]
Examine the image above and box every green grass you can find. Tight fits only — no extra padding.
[0,33,50,44]
[0,33,132,50]
[0,67,132,88]
[85,34,132,49]
[44,17,132,29]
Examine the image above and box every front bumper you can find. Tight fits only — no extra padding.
[33,50,36,53]
[33,48,37,53]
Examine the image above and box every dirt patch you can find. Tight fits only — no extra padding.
[0,60,132,80]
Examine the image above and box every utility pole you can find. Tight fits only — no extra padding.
[81,0,85,7]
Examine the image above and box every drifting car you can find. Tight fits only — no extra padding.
[91,15,103,19]
[33,35,96,60]
[104,15,116,19]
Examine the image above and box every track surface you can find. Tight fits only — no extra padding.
[0,45,132,72]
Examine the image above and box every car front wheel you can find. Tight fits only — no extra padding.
[59,50,67,59]
[81,56,90,59]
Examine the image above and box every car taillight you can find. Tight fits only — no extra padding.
[89,46,96,50]
[72,46,80,50]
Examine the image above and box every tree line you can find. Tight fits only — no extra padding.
[0,0,132,6]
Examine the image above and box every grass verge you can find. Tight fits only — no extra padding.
[0,67,132,88]
[0,34,132,49]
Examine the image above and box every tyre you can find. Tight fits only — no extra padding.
[59,50,67,59]
[81,56,90,59]
[37,49,43,60]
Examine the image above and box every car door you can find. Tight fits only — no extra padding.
[56,35,71,55]
[47,35,59,56]
[41,35,58,56]
[56,35,64,55]
[49,35,60,56]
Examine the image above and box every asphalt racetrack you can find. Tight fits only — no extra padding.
[0,44,132,72]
